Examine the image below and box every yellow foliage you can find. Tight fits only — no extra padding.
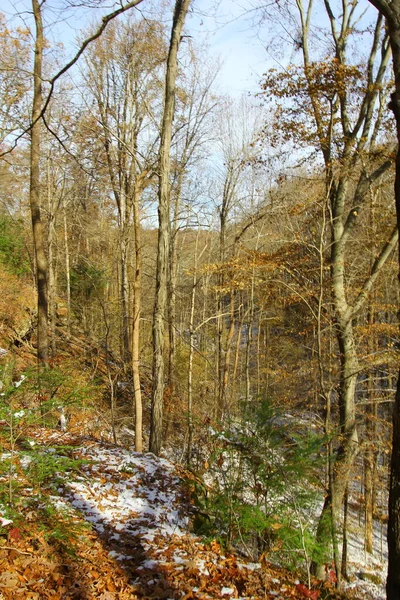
[0,265,35,348]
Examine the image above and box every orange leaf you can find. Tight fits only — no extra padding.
[296,583,320,600]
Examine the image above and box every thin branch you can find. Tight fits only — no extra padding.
[42,115,94,177]
[342,159,393,243]
[347,225,398,320]
[0,0,145,158]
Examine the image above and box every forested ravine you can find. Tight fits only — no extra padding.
[0,0,399,596]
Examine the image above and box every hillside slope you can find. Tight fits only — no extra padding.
[0,426,378,600]
[0,267,387,600]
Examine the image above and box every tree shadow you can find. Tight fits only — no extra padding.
[61,477,184,599]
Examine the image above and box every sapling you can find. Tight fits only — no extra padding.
[196,399,328,576]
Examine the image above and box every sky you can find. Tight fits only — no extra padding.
[187,0,269,96]
[1,0,269,98]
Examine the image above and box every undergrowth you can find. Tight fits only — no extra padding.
[192,399,330,580]
[0,358,93,555]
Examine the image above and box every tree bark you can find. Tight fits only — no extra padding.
[149,0,191,455]
[30,0,48,366]
[132,176,146,453]
[387,380,400,599]
[63,201,71,337]
[361,3,400,595]
[186,230,202,466]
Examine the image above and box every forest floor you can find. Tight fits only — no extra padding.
[0,427,386,600]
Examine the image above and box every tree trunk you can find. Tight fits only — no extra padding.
[167,185,182,393]
[360,8,400,596]
[387,379,400,599]
[364,309,377,555]
[30,0,48,366]
[47,157,57,358]
[313,182,359,579]
[186,239,198,467]
[149,0,191,455]
[245,275,256,404]
[63,202,71,337]
[341,485,349,580]
[218,294,235,418]
[120,230,131,366]
[386,26,400,600]
[231,303,244,408]
[132,179,144,453]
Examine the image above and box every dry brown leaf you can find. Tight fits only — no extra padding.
[106,580,117,592]
[0,572,19,588]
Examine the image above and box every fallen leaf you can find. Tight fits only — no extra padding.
[8,528,21,542]
[296,583,320,600]
[0,571,19,588]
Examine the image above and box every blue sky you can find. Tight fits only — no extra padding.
[188,0,268,96]
[1,0,268,97]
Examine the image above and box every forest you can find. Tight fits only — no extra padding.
[0,0,400,598]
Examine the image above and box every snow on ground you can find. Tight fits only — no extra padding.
[58,437,278,599]
[65,443,188,542]
[32,430,388,599]
[342,519,387,600]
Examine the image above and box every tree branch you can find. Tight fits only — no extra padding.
[0,0,145,158]
[346,225,398,320]
[342,159,393,244]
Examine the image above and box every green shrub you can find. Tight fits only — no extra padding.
[0,361,89,505]
[193,399,329,576]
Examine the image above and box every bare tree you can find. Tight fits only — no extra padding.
[16,0,146,365]
[260,0,397,580]
[149,0,191,456]
[30,0,48,364]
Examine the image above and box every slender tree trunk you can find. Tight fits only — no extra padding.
[387,378,400,599]
[341,485,349,580]
[168,186,182,392]
[149,0,191,455]
[245,275,256,404]
[30,0,48,365]
[231,304,244,408]
[132,180,144,452]
[48,210,56,357]
[219,294,235,417]
[186,235,198,467]
[63,202,71,337]
[121,231,131,366]
[364,428,375,554]
[364,307,377,554]
[168,232,178,392]
[118,182,131,366]
[47,158,57,357]
[256,312,262,398]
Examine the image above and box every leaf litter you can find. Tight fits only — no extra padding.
[0,429,380,599]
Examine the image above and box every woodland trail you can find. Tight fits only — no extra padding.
[0,428,379,600]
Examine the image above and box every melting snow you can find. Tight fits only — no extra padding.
[65,443,188,544]
[31,430,387,600]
